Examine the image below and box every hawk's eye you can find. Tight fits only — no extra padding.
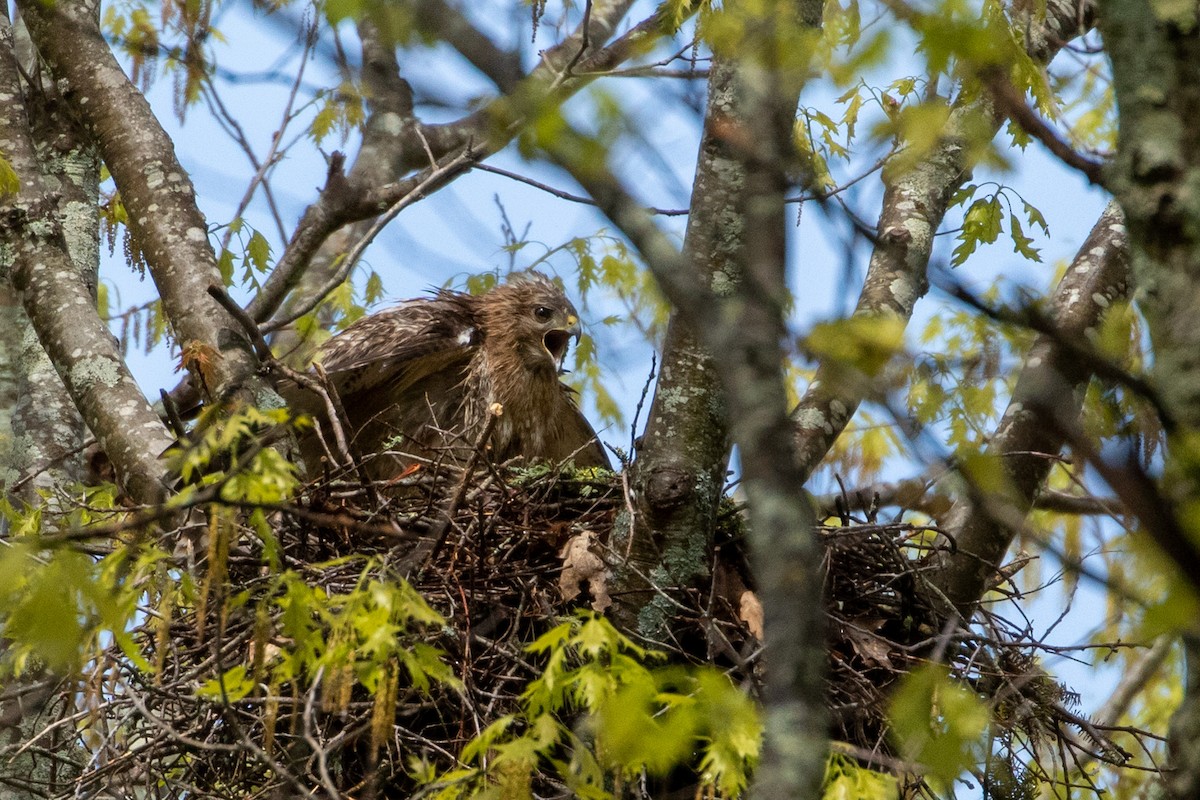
[533,306,554,321]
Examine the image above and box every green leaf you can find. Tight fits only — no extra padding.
[323,0,363,24]
[952,195,1003,266]
[365,271,384,304]
[1008,213,1041,262]
[889,665,989,787]
[1022,199,1049,234]
[310,95,338,144]
[197,664,256,703]
[595,677,697,776]
[217,249,235,285]
[949,183,978,208]
[805,316,907,376]
[0,156,19,197]
[1007,118,1032,150]
[247,230,272,273]
[822,753,897,800]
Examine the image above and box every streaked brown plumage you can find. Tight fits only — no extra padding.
[302,271,609,476]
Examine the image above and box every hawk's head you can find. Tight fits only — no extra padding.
[481,272,581,377]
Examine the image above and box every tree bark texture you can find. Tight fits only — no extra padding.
[5,11,101,499]
[1098,1,1200,796]
[549,3,830,794]
[0,7,172,506]
[613,60,737,640]
[256,0,654,343]
[15,0,265,403]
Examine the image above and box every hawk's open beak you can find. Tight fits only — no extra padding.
[543,318,579,373]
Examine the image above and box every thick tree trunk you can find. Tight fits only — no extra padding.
[1098,2,1200,796]
[0,14,96,501]
[0,5,172,506]
[7,22,100,500]
[613,59,739,639]
[15,0,265,404]
[548,3,830,793]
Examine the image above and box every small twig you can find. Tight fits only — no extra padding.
[160,388,188,440]
[472,162,688,216]
[629,352,656,457]
[312,361,380,507]
[309,362,357,471]
[620,468,639,560]
[206,284,274,362]
[208,282,356,472]
[562,0,594,77]
[262,147,480,334]
[303,667,342,800]
[979,67,1106,186]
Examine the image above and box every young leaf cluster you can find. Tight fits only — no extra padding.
[949,183,1049,267]
[416,613,761,799]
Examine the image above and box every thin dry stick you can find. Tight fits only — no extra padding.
[207,283,355,470]
[262,148,480,333]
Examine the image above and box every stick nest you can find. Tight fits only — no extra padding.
[14,464,1145,799]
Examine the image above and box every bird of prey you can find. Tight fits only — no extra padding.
[301,271,609,477]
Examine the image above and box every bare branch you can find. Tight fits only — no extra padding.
[258,1,664,337]
[933,202,1130,611]
[979,66,1106,185]
[790,0,1097,483]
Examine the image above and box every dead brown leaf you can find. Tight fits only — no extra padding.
[559,530,611,612]
[843,623,895,670]
[739,590,764,640]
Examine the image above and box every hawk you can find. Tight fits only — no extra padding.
[301,271,609,476]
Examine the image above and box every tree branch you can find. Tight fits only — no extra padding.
[259,0,663,347]
[0,9,100,500]
[979,66,1106,185]
[16,0,263,400]
[932,201,1130,611]
[548,4,830,794]
[813,477,1125,520]
[790,0,1096,483]
[0,7,173,504]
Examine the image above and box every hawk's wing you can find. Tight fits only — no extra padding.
[317,290,479,398]
[557,386,612,469]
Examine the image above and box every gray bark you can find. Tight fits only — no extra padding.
[1097,1,1200,795]
[612,60,736,640]
[548,2,830,793]
[15,0,266,404]
[4,13,100,500]
[0,6,172,506]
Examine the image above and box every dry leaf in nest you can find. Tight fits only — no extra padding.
[843,620,895,670]
[739,590,763,640]
[559,530,610,612]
